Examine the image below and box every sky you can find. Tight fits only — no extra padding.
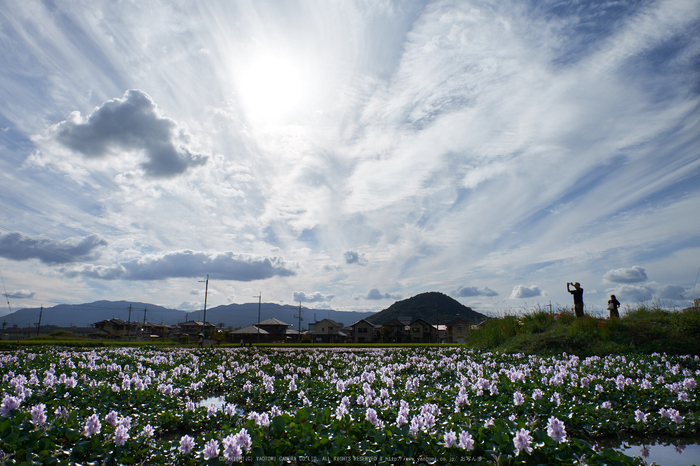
[0,0,699,318]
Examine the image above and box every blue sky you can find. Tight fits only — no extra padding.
[0,0,698,317]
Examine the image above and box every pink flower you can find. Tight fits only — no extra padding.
[179,435,195,455]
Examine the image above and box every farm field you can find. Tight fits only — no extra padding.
[0,346,698,465]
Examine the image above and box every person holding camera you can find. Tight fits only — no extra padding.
[567,282,585,317]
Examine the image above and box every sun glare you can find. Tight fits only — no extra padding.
[236,53,312,125]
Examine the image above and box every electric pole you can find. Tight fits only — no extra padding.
[36,305,43,336]
[256,293,262,344]
[294,303,303,342]
[199,275,209,338]
[127,304,132,340]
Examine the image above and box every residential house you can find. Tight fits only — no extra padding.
[256,317,292,342]
[311,319,346,343]
[446,318,470,343]
[178,320,217,336]
[347,319,378,343]
[380,319,410,343]
[231,325,269,343]
[408,318,438,343]
[94,319,140,338]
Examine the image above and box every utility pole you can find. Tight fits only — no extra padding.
[256,293,262,344]
[199,275,209,338]
[127,304,132,340]
[36,305,43,336]
[294,303,303,342]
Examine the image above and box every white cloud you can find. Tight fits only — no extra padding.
[61,250,295,281]
[453,285,498,298]
[605,284,655,304]
[343,250,367,266]
[656,284,688,301]
[0,232,107,264]
[509,285,542,299]
[603,266,648,284]
[44,90,209,177]
[7,290,35,299]
[293,291,334,303]
[365,288,401,300]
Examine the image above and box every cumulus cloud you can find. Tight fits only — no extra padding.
[48,90,208,177]
[603,266,648,284]
[7,290,35,299]
[61,250,295,281]
[365,288,402,300]
[657,284,687,301]
[344,250,367,266]
[178,301,201,311]
[0,232,106,264]
[293,291,334,303]
[453,285,498,298]
[509,285,542,299]
[606,284,655,303]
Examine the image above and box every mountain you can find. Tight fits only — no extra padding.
[365,291,488,325]
[2,301,375,331]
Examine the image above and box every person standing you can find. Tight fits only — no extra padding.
[567,282,585,317]
[607,294,621,319]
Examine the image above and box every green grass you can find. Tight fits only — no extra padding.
[465,304,700,356]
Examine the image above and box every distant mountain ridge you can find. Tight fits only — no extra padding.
[366,291,488,325]
[2,301,374,330]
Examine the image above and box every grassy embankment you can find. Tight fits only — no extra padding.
[467,304,700,356]
[1,305,698,355]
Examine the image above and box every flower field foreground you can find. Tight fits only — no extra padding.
[0,347,698,465]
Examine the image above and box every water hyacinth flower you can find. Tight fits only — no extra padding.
[105,410,119,427]
[444,431,457,448]
[83,413,101,437]
[31,403,47,427]
[222,434,243,463]
[179,435,195,455]
[141,424,155,438]
[114,424,129,446]
[634,409,647,423]
[601,401,612,410]
[532,389,543,400]
[365,407,384,429]
[546,416,567,443]
[0,395,21,416]
[458,431,474,451]
[513,391,524,406]
[513,428,533,456]
[203,439,220,460]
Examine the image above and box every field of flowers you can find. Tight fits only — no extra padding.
[0,346,698,465]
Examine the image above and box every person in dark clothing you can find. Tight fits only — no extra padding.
[607,294,621,319]
[567,282,585,317]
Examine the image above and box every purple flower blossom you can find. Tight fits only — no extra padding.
[634,409,647,423]
[203,439,219,460]
[31,404,46,427]
[513,428,533,456]
[0,395,21,417]
[141,424,154,438]
[234,428,252,452]
[114,424,129,446]
[179,435,195,455]
[513,391,524,406]
[105,410,119,427]
[601,401,612,409]
[84,413,101,437]
[546,416,567,443]
[458,431,474,451]
[444,431,457,448]
[222,434,243,463]
[532,389,543,400]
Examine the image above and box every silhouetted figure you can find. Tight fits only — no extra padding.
[567,282,585,317]
[607,294,620,319]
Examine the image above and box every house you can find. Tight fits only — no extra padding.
[380,319,410,343]
[408,318,438,343]
[231,325,269,343]
[446,318,470,343]
[256,317,292,342]
[141,322,175,339]
[94,319,140,338]
[347,319,378,343]
[177,320,217,336]
[311,319,346,343]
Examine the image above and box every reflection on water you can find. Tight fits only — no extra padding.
[197,396,227,410]
[599,437,700,466]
